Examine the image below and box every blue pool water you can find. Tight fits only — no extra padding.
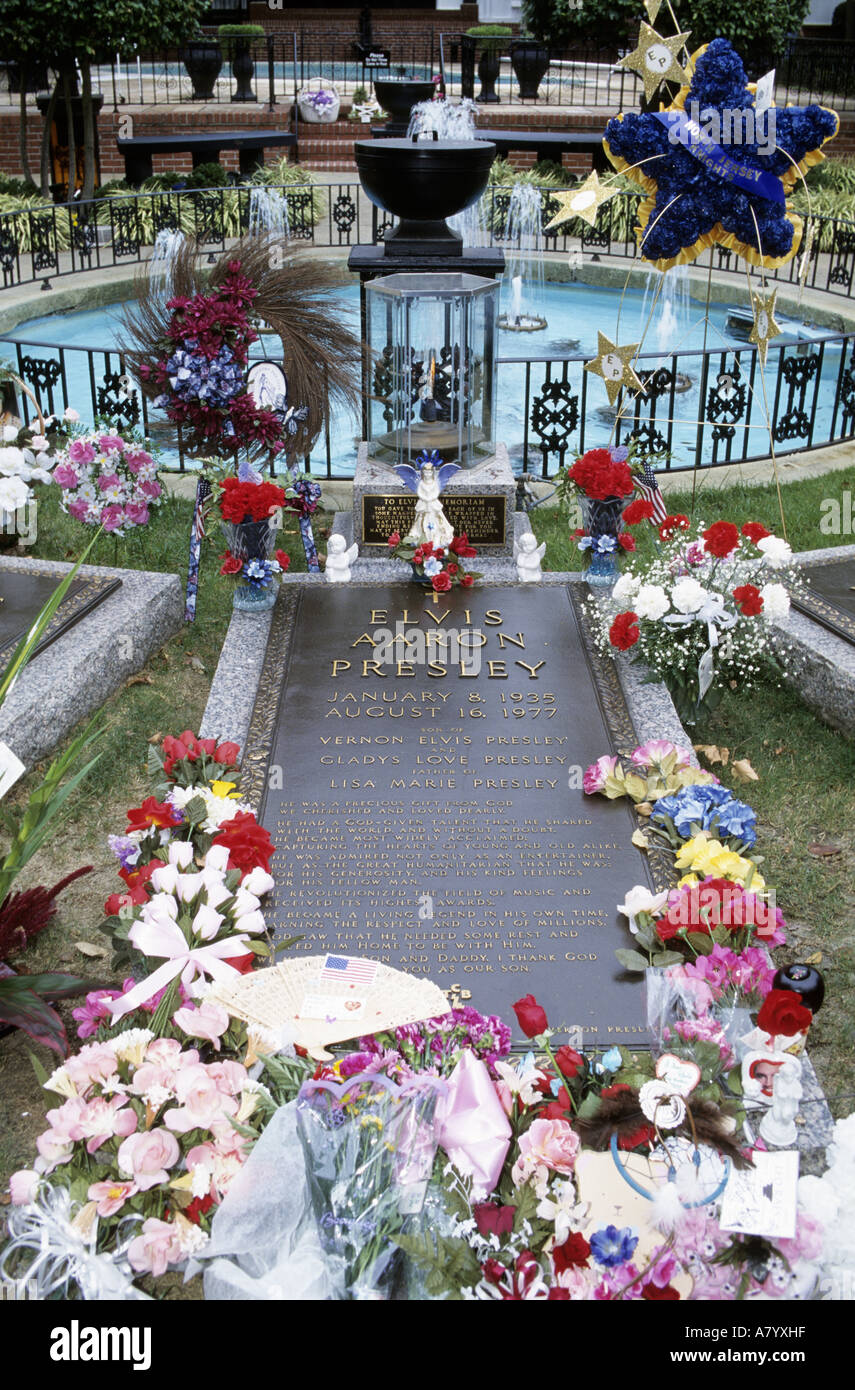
[2,279,843,474]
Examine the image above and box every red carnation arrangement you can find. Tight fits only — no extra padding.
[567,448,634,501]
[212,810,275,878]
[741,521,771,544]
[623,498,654,526]
[218,477,286,524]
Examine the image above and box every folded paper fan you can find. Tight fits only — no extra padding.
[209,954,450,1060]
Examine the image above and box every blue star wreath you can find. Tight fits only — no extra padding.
[603,38,839,271]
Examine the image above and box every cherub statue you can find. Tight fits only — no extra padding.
[395,450,460,552]
[759,1059,803,1148]
[325,534,359,583]
[514,531,546,583]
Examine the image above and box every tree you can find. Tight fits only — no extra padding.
[3,0,208,202]
[677,0,811,68]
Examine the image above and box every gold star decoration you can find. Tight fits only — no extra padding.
[544,171,618,232]
[643,0,662,21]
[619,22,690,103]
[584,332,647,406]
[749,289,782,365]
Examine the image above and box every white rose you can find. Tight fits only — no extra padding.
[176,872,204,904]
[757,535,792,569]
[759,582,790,621]
[64,407,81,422]
[242,866,275,897]
[192,904,224,942]
[149,862,180,895]
[671,577,708,614]
[168,840,196,870]
[617,885,670,933]
[204,844,231,874]
[0,447,28,476]
[612,573,640,603]
[232,888,261,918]
[236,909,266,935]
[1,425,18,443]
[634,583,670,621]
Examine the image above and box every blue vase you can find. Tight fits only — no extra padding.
[583,495,623,590]
[233,584,277,613]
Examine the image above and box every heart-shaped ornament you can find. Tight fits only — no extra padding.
[656,1053,701,1095]
[345,1000,362,1012]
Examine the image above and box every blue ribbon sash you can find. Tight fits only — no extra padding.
[653,109,785,205]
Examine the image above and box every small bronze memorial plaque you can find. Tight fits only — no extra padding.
[361,494,506,547]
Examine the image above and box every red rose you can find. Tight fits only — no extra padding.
[756,989,812,1038]
[609,611,640,651]
[432,572,452,593]
[617,532,636,551]
[554,1045,584,1079]
[105,890,140,917]
[219,551,243,577]
[623,498,654,525]
[450,533,477,559]
[412,547,425,565]
[658,513,689,541]
[547,1288,572,1300]
[732,583,764,617]
[572,527,586,540]
[481,1259,507,1286]
[388,532,401,548]
[126,797,183,832]
[461,573,474,588]
[223,952,256,975]
[214,741,240,766]
[473,1203,516,1237]
[275,550,290,572]
[552,1232,591,1273]
[512,993,548,1037]
[212,810,275,877]
[642,1282,680,1300]
[741,522,771,544]
[447,563,459,576]
[163,731,211,774]
[703,520,740,558]
[543,1088,572,1119]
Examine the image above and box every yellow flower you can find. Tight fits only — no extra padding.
[210,779,241,799]
[706,851,766,893]
[674,833,723,876]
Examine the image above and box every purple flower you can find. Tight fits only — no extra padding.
[72,988,122,1039]
[107,834,142,871]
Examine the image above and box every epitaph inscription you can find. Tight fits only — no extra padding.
[361,494,507,547]
[249,585,654,1043]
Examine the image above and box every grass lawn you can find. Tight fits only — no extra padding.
[0,465,853,1195]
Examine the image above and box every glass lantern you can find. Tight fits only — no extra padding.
[365,271,499,470]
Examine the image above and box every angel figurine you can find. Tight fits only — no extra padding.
[395,450,460,552]
[514,531,546,583]
[325,534,359,583]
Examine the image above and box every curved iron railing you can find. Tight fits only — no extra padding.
[1,183,854,477]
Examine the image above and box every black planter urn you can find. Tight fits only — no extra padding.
[230,39,256,103]
[372,77,436,135]
[476,48,501,104]
[181,40,223,102]
[510,39,550,100]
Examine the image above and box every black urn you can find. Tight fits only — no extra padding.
[354,136,496,253]
[372,77,436,134]
[771,963,825,1014]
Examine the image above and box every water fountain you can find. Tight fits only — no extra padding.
[148,228,186,303]
[497,184,547,333]
[248,186,289,240]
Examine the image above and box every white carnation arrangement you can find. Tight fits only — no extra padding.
[584,518,805,724]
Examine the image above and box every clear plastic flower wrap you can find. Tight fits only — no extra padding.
[295,1073,444,1301]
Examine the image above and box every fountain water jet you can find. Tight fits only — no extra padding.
[148,229,186,303]
[248,186,289,240]
[498,183,547,332]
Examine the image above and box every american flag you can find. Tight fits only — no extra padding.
[320,955,378,987]
[633,459,668,525]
